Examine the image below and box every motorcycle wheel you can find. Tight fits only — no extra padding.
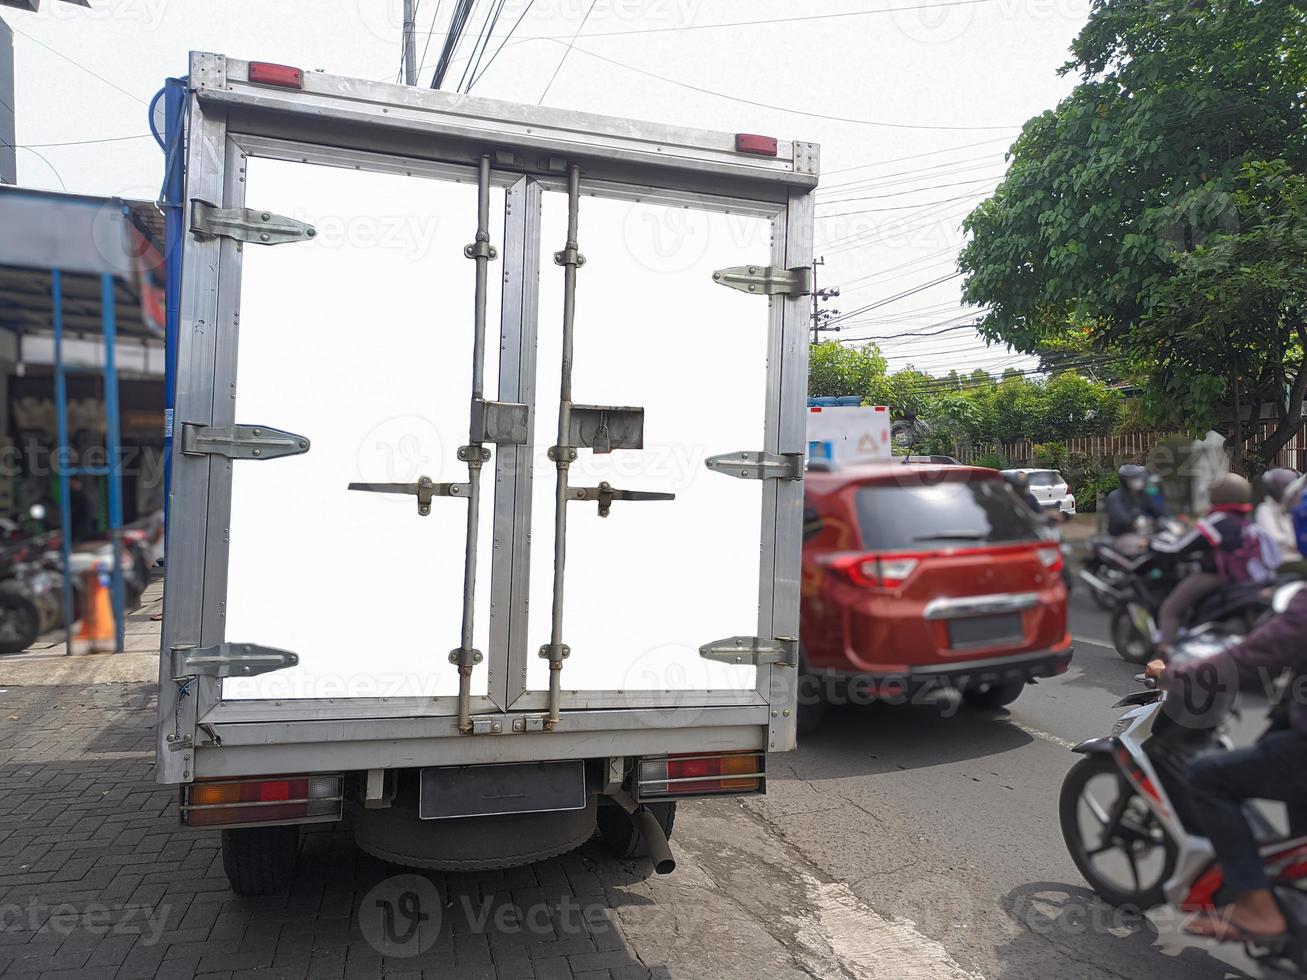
[0,590,42,654]
[1110,605,1154,664]
[1059,755,1176,909]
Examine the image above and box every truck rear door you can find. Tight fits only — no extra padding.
[156,53,815,785]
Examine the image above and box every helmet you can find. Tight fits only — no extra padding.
[1007,470,1030,490]
[1118,463,1147,493]
[1208,473,1252,507]
[1261,468,1299,503]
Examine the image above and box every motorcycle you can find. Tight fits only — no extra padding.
[1059,594,1307,977]
[1080,515,1184,612]
[1102,526,1276,664]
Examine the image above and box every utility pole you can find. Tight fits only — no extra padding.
[402,0,418,85]
[809,256,841,343]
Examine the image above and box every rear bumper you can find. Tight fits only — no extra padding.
[899,646,1073,689]
[807,644,1074,700]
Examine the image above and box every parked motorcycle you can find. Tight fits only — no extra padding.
[0,505,59,654]
[1059,603,1307,976]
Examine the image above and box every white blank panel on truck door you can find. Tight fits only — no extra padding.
[223,159,502,700]
[524,194,769,696]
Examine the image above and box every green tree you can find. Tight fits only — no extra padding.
[807,341,888,400]
[959,0,1307,470]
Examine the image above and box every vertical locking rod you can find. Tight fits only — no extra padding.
[454,154,495,733]
[545,164,583,728]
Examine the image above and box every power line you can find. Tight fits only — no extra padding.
[819,273,965,331]
[553,40,1019,132]
[432,0,479,89]
[459,0,510,93]
[418,0,447,87]
[3,133,152,149]
[1,139,67,190]
[537,0,598,104]
[11,27,148,106]
[467,0,536,92]
[819,188,994,219]
[823,136,1016,177]
[819,155,1006,196]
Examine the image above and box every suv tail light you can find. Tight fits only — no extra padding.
[823,553,919,589]
[637,752,764,799]
[181,774,343,827]
[1036,546,1065,572]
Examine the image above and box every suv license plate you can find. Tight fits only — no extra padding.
[947,613,1023,650]
[419,761,586,820]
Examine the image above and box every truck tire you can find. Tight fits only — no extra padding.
[960,680,1025,709]
[221,824,301,896]
[596,801,675,859]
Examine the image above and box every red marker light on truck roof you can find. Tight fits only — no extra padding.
[249,62,305,89]
[735,134,778,157]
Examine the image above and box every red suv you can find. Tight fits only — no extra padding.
[799,463,1072,726]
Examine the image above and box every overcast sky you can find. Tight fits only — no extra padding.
[4,0,1094,378]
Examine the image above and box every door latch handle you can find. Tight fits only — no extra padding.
[566,481,674,518]
[348,477,471,516]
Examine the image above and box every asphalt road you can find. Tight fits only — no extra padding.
[744,585,1270,980]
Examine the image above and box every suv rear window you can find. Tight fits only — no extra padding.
[1026,471,1062,487]
[854,477,1043,551]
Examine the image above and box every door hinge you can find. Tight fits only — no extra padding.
[348,476,470,516]
[705,451,803,481]
[181,422,310,461]
[712,265,812,296]
[191,201,317,245]
[567,481,675,518]
[170,642,299,680]
[700,635,798,666]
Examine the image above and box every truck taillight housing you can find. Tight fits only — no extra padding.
[637,752,764,799]
[735,133,778,156]
[248,62,304,89]
[181,774,343,827]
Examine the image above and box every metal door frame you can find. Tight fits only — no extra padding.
[158,52,816,784]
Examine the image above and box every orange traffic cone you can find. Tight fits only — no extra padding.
[74,565,117,654]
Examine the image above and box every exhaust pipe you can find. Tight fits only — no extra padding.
[634,807,676,875]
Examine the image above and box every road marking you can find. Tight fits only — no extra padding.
[1012,723,1078,750]
[792,872,982,979]
[1072,634,1115,649]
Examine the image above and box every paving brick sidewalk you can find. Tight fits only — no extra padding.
[0,683,669,980]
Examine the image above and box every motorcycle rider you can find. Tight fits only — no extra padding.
[1106,463,1167,536]
[1255,467,1302,563]
[1153,473,1278,653]
[1147,586,1307,942]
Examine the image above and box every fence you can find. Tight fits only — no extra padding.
[969,420,1307,472]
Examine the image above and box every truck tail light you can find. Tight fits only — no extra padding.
[248,62,305,89]
[823,553,919,589]
[181,774,342,827]
[637,752,764,799]
[1037,546,1065,572]
[735,133,778,156]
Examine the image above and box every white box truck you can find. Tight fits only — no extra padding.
[807,404,892,466]
[156,53,816,892]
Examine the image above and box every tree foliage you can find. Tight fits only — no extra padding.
[959,0,1307,470]
[807,339,1122,452]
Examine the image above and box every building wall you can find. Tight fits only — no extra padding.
[0,17,14,185]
